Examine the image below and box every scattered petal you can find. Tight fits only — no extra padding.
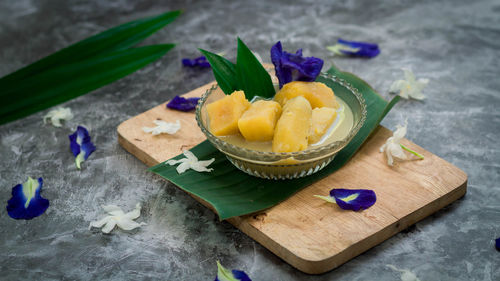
[389,68,428,100]
[166,150,214,174]
[167,96,200,111]
[6,177,49,220]
[69,126,96,169]
[142,120,181,135]
[270,41,324,88]
[182,56,211,68]
[496,237,500,251]
[379,120,424,166]
[215,261,252,281]
[43,107,73,127]
[386,264,422,281]
[380,120,407,166]
[315,188,376,211]
[89,203,146,234]
[327,38,380,58]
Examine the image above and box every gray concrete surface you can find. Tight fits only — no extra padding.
[0,0,499,280]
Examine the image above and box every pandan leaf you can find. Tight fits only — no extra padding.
[0,10,181,94]
[199,49,239,95]
[149,64,399,220]
[0,10,181,125]
[0,44,174,125]
[235,38,275,100]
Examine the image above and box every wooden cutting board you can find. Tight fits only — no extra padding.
[117,82,467,274]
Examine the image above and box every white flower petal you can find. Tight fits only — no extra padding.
[116,218,146,231]
[89,217,111,229]
[388,143,407,160]
[182,150,197,161]
[167,150,215,174]
[122,203,142,220]
[380,120,410,166]
[43,107,73,127]
[176,162,191,174]
[143,120,181,135]
[389,80,406,94]
[90,203,145,234]
[101,219,117,234]
[166,158,186,165]
[385,148,394,166]
[389,69,428,100]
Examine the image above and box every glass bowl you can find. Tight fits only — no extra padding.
[195,72,367,180]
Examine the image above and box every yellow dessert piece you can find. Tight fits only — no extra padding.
[206,90,250,136]
[238,100,282,141]
[272,96,312,152]
[309,107,337,144]
[274,81,340,109]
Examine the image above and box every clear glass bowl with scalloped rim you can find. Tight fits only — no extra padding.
[195,72,367,180]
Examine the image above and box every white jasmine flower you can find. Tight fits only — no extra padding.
[380,120,424,166]
[389,68,429,100]
[89,203,146,234]
[43,107,73,127]
[142,120,181,135]
[166,150,215,174]
[386,264,421,281]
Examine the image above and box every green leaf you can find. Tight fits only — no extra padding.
[0,44,175,125]
[0,10,181,94]
[235,38,275,100]
[149,64,399,220]
[199,49,238,95]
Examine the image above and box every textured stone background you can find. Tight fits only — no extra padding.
[0,0,499,280]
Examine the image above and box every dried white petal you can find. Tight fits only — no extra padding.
[142,120,181,135]
[389,68,428,100]
[165,150,214,174]
[380,120,409,166]
[43,107,73,127]
[89,203,145,234]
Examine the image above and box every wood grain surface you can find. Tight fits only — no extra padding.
[117,82,467,274]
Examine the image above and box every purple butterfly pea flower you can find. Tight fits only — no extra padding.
[270,41,324,88]
[6,177,49,220]
[334,38,380,58]
[166,95,200,112]
[214,261,252,281]
[315,188,376,211]
[69,126,96,169]
[182,56,211,68]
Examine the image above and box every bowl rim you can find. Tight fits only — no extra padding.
[195,72,367,159]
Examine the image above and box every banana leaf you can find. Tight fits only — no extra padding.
[0,10,180,125]
[149,63,400,220]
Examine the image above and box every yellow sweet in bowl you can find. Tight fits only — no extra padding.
[238,100,282,142]
[195,73,367,180]
[274,81,340,109]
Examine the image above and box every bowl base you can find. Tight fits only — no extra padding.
[226,155,336,180]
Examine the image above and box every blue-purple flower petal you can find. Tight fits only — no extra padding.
[215,261,252,281]
[166,95,200,111]
[330,188,376,211]
[230,270,251,281]
[69,126,96,169]
[182,56,211,68]
[337,38,380,58]
[496,237,500,251]
[271,41,324,88]
[6,177,49,220]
